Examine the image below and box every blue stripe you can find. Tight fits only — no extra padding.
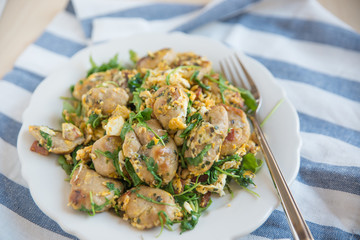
[252,210,360,239]
[81,3,201,38]
[35,32,86,57]
[3,67,44,92]
[298,157,360,196]
[249,54,360,102]
[173,0,259,32]
[0,113,22,147]
[0,173,77,239]
[224,13,360,52]
[65,1,76,15]
[299,112,360,148]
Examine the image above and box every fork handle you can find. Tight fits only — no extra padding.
[249,116,314,240]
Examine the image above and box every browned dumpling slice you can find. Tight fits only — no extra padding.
[185,105,228,175]
[29,124,84,154]
[136,48,176,72]
[125,119,178,187]
[91,135,122,178]
[69,164,124,213]
[172,52,212,80]
[72,70,118,100]
[82,86,129,116]
[221,105,250,156]
[118,186,181,230]
[153,85,188,133]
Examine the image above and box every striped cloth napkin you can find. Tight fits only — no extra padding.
[1,0,359,239]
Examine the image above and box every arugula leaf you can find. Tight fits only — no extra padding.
[179,199,212,234]
[129,49,138,64]
[191,70,211,91]
[131,89,143,112]
[128,73,143,92]
[87,113,107,128]
[87,54,122,77]
[141,155,162,188]
[146,133,169,149]
[95,149,131,185]
[120,121,133,140]
[157,211,174,237]
[39,130,52,150]
[185,144,211,166]
[85,191,110,216]
[180,113,202,138]
[140,107,152,121]
[106,182,121,197]
[124,158,142,186]
[241,153,263,173]
[214,154,241,167]
[57,155,72,175]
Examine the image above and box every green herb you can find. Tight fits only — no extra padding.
[68,161,81,181]
[71,145,83,165]
[95,149,131,185]
[83,191,110,216]
[260,98,284,127]
[179,199,212,234]
[191,70,211,91]
[124,158,142,186]
[106,182,121,197]
[180,113,202,138]
[146,133,169,149]
[129,49,138,64]
[70,85,75,93]
[214,166,240,178]
[131,89,143,112]
[185,144,211,166]
[141,155,162,188]
[205,74,258,112]
[57,155,72,175]
[214,154,241,167]
[136,193,176,206]
[120,121,133,140]
[242,153,263,173]
[173,182,200,197]
[128,73,143,92]
[157,211,174,237]
[87,54,122,77]
[151,85,159,91]
[87,113,107,128]
[166,65,201,85]
[39,130,52,150]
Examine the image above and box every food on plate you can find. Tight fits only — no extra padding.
[28,48,263,234]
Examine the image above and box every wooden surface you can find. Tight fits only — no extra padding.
[0,0,359,79]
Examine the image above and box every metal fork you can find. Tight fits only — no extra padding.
[220,53,314,240]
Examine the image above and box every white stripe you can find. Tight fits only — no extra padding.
[223,24,360,82]
[301,132,360,168]
[0,138,28,187]
[247,0,353,30]
[0,205,70,240]
[73,0,157,19]
[14,45,69,77]
[278,79,360,132]
[291,181,360,235]
[46,11,87,44]
[0,82,31,122]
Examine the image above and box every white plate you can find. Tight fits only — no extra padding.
[17,32,301,240]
